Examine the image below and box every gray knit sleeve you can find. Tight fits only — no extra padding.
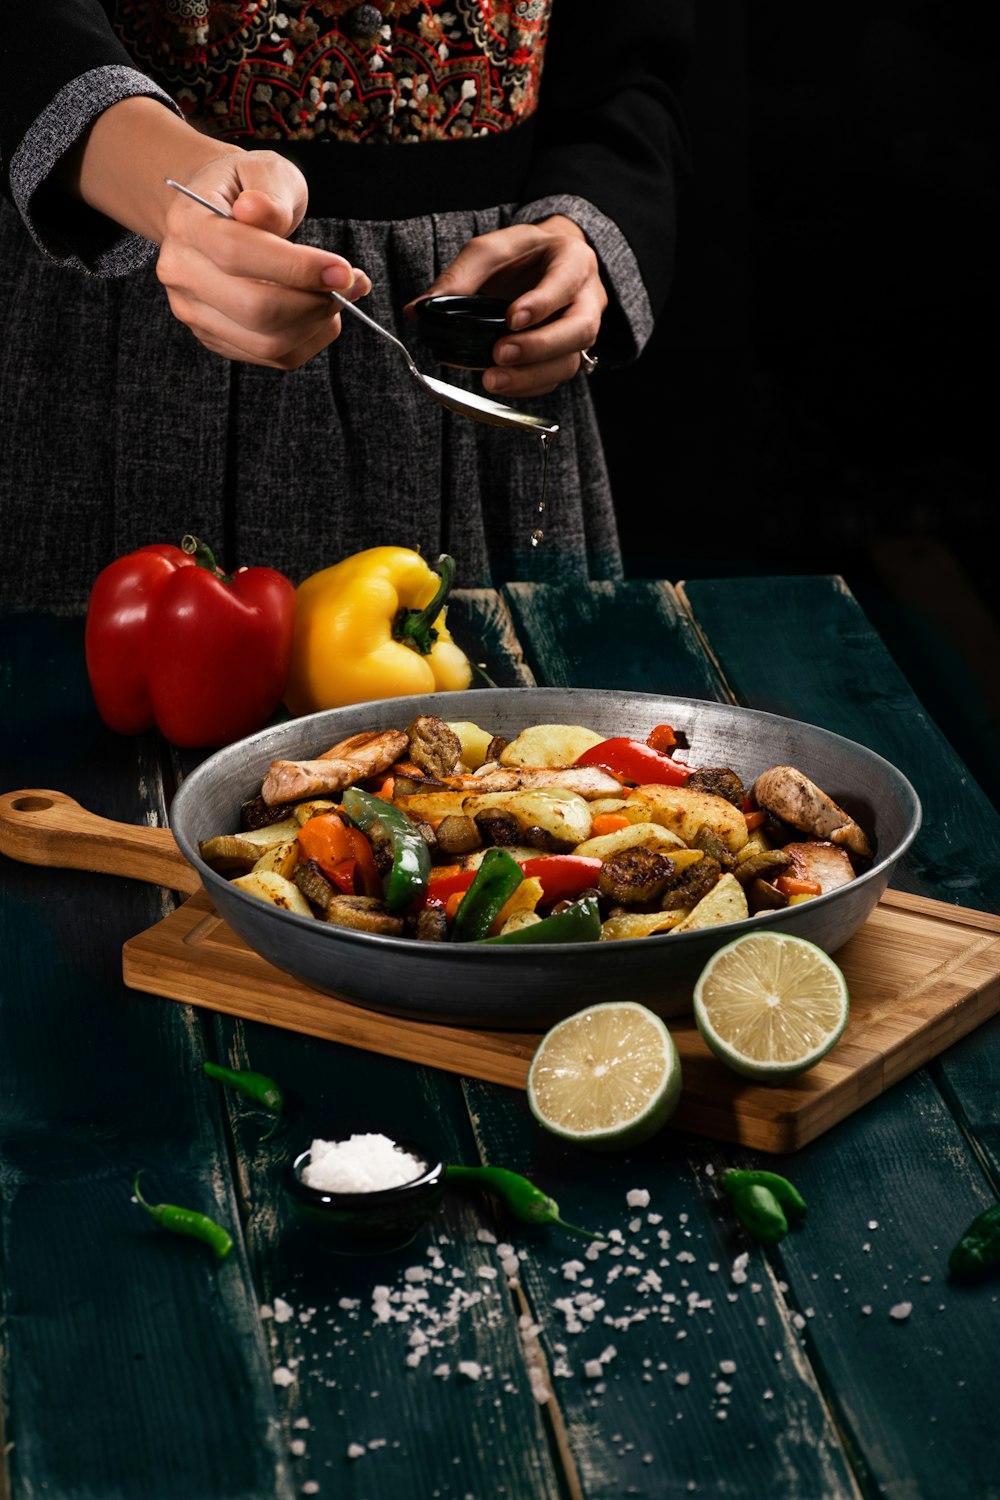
[9,65,181,277]
[512,193,655,366]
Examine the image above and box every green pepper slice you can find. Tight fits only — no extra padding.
[478,895,602,945]
[450,847,524,943]
[731,1183,789,1243]
[340,788,431,913]
[445,1165,600,1238]
[721,1169,808,1220]
[948,1202,1000,1277]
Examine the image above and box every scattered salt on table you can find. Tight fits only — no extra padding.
[302,1133,426,1193]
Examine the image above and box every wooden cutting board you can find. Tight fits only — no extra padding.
[122,889,1000,1153]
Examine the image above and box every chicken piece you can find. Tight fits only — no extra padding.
[750,765,873,859]
[783,840,857,893]
[439,766,623,798]
[261,729,408,806]
[317,729,409,766]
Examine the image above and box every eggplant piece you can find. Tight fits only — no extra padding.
[598,848,676,905]
[405,715,464,779]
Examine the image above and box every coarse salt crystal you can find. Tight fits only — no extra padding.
[889,1302,912,1321]
[302,1133,426,1193]
[674,1371,690,1386]
[458,1360,482,1381]
[272,1367,296,1387]
[346,1442,366,1459]
[627,1189,651,1207]
[273,1298,294,1323]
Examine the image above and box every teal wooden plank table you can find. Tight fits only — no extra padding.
[2,577,998,1500]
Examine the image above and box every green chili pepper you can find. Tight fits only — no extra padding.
[202,1061,284,1138]
[721,1169,808,1220]
[729,1184,789,1244]
[132,1170,233,1261]
[341,788,432,912]
[478,894,602,945]
[948,1202,1000,1277]
[445,1165,600,1239]
[449,847,524,943]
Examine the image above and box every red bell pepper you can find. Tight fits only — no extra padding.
[646,723,678,752]
[297,813,382,898]
[85,536,296,749]
[421,854,602,910]
[574,737,694,787]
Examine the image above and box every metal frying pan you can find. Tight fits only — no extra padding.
[0,690,923,1032]
[0,689,921,1029]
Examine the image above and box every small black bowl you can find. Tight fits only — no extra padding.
[415,294,511,370]
[286,1135,445,1254]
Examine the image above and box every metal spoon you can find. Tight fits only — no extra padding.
[164,179,558,436]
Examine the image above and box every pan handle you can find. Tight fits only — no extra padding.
[0,788,201,895]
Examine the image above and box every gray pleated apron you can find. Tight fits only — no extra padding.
[0,198,622,610]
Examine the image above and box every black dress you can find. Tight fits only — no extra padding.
[0,1,691,609]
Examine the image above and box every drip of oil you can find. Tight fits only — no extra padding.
[530,430,554,548]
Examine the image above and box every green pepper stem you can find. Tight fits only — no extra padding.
[181,534,231,582]
[392,554,456,656]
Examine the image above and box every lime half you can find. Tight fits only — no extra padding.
[693,931,849,1081]
[527,1001,683,1150]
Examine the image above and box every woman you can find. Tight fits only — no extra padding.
[0,2,691,608]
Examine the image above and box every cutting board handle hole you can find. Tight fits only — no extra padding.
[11,795,54,812]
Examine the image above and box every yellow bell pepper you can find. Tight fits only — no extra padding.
[284,547,473,715]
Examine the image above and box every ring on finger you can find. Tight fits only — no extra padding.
[579,348,599,377]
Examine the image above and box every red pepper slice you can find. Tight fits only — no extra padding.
[297,813,381,897]
[574,737,694,787]
[646,724,678,753]
[421,854,602,911]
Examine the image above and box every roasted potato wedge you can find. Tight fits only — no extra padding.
[600,909,689,940]
[394,790,470,822]
[575,820,685,860]
[231,870,314,917]
[671,872,749,932]
[634,784,749,854]
[446,721,497,771]
[499,723,604,768]
[461,789,592,846]
[251,840,299,879]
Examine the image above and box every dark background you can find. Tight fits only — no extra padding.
[594,2,998,810]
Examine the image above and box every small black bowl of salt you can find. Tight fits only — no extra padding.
[287,1132,445,1253]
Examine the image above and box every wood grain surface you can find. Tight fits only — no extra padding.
[122,889,1000,1152]
[6,585,1000,1500]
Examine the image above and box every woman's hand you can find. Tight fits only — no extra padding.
[405,217,606,397]
[59,98,370,370]
[156,152,371,370]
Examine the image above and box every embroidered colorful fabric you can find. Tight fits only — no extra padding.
[113,1,552,143]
